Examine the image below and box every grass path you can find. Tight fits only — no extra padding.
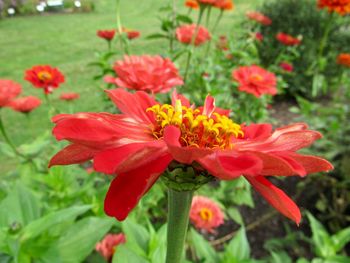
[0,0,256,173]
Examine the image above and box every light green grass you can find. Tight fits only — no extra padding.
[0,0,257,173]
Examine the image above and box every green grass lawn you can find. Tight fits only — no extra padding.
[0,0,257,173]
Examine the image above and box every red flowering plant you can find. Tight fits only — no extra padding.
[9,96,41,114]
[104,55,184,94]
[49,88,332,262]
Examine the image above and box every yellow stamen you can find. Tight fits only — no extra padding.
[146,103,243,149]
[37,71,52,81]
[199,208,213,221]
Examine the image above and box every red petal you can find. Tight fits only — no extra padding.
[242,123,272,140]
[202,95,215,117]
[52,114,118,142]
[198,152,262,180]
[245,175,301,224]
[171,90,191,108]
[93,141,166,174]
[163,125,212,164]
[49,144,96,167]
[288,153,333,174]
[106,88,156,124]
[104,153,172,221]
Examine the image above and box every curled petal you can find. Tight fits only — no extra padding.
[245,175,301,224]
[104,153,172,221]
[242,123,272,140]
[202,95,215,117]
[163,125,213,164]
[49,144,96,167]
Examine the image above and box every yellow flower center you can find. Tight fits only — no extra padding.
[199,208,213,221]
[146,101,243,149]
[249,74,263,82]
[37,71,52,81]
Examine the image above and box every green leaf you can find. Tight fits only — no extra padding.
[324,255,350,263]
[224,227,250,261]
[17,132,50,158]
[307,212,335,258]
[112,244,149,263]
[190,228,220,263]
[176,15,192,24]
[0,182,40,228]
[20,205,91,241]
[121,219,150,257]
[56,217,114,263]
[331,226,350,252]
[227,207,243,225]
[270,251,292,263]
[0,142,16,158]
[146,33,169,40]
[150,224,167,263]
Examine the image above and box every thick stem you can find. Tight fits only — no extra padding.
[166,189,194,263]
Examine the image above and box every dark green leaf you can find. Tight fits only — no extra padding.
[190,228,220,263]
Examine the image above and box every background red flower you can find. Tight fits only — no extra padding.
[25,65,65,94]
[232,65,277,97]
[176,24,211,46]
[0,79,22,107]
[60,92,80,101]
[9,96,41,114]
[104,55,183,93]
[97,29,116,41]
[276,32,301,46]
[246,11,272,26]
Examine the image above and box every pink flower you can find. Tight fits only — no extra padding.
[104,55,184,94]
[176,24,211,46]
[190,196,224,233]
[232,65,277,97]
[60,92,80,101]
[0,79,22,107]
[95,233,126,261]
[9,96,41,114]
[246,11,272,26]
[280,62,294,72]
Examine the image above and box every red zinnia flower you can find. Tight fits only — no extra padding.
[280,62,294,72]
[126,30,141,40]
[60,92,80,101]
[336,53,350,67]
[104,55,183,94]
[246,11,272,26]
[95,233,126,261]
[185,0,199,9]
[190,196,224,233]
[0,79,22,107]
[276,33,302,46]
[97,30,116,41]
[318,0,350,15]
[214,0,234,10]
[24,65,65,94]
[9,96,41,114]
[253,32,264,42]
[232,65,277,97]
[50,88,332,223]
[176,24,211,46]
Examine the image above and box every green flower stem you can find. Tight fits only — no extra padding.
[0,112,25,158]
[205,9,223,57]
[44,93,59,116]
[115,0,129,55]
[166,188,194,263]
[318,13,334,58]
[169,0,177,54]
[183,6,205,83]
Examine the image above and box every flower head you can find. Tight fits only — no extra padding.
[126,30,141,40]
[9,96,41,114]
[25,65,65,94]
[318,0,350,15]
[190,196,224,232]
[232,65,277,97]
[104,55,183,94]
[214,0,234,10]
[95,233,126,261]
[280,62,294,72]
[276,33,302,46]
[217,35,229,51]
[185,0,199,9]
[253,32,264,42]
[60,92,80,101]
[176,24,211,46]
[97,29,116,41]
[50,88,332,224]
[337,53,350,67]
[246,11,272,26]
[0,79,22,107]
